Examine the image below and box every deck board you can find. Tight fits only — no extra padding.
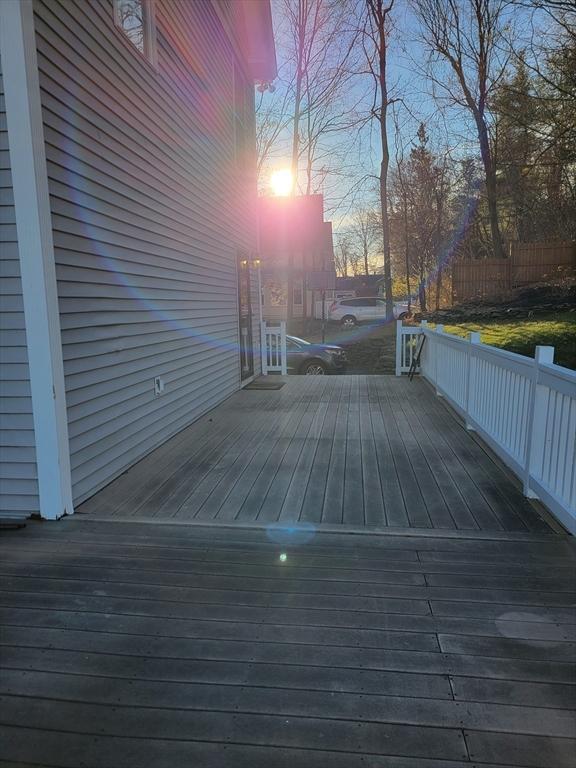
[0,519,574,767]
[375,378,433,527]
[76,376,557,534]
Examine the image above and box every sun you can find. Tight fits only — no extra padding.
[270,169,293,196]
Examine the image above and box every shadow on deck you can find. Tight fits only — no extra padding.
[0,518,574,766]
[2,377,574,766]
[79,375,555,534]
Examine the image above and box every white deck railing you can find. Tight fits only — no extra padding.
[261,321,287,376]
[395,321,425,375]
[396,320,576,533]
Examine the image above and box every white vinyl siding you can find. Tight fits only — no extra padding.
[0,55,40,518]
[33,0,259,503]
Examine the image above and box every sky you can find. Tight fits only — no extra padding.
[260,0,471,231]
[258,0,552,242]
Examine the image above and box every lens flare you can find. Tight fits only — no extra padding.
[270,169,293,196]
[267,523,316,546]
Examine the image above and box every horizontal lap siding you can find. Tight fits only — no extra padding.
[0,58,40,517]
[33,0,258,503]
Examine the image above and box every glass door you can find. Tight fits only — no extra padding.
[237,254,254,381]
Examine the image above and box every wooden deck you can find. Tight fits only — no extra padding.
[0,518,574,767]
[79,376,554,533]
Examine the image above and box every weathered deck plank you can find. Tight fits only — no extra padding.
[322,375,351,524]
[75,376,556,535]
[374,377,433,527]
[0,519,574,767]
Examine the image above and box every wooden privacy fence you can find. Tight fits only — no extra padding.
[452,241,576,303]
[396,320,576,533]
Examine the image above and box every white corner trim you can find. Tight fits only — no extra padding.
[0,0,73,519]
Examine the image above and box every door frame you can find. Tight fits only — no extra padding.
[237,252,254,382]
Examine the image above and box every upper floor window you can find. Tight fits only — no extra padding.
[114,0,156,64]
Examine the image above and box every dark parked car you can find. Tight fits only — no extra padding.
[286,335,347,375]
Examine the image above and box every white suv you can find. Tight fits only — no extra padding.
[329,297,409,328]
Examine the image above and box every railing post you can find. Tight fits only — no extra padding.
[280,321,287,376]
[434,324,444,396]
[465,332,481,430]
[523,345,555,498]
[260,321,268,376]
[395,320,402,376]
[419,321,428,377]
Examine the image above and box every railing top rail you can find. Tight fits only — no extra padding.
[422,326,566,374]
[422,323,576,383]
[470,341,536,370]
[538,363,576,397]
[538,361,576,383]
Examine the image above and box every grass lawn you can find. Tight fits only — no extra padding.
[287,312,575,373]
[438,312,576,370]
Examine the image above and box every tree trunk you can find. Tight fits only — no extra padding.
[435,264,442,311]
[434,180,444,311]
[476,115,505,259]
[288,4,306,324]
[374,2,394,319]
[419,275,427,313]
[379,169,393,317]
[403,197,411,313]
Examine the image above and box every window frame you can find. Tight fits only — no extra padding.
[113,0,158,68]
[293,284,303,306]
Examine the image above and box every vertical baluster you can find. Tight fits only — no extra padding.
[395,320,402,376]
[435,325,444,395]
[465,332,480,429]
[524,345,554,498]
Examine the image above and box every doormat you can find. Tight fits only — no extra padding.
[244,379,286,390]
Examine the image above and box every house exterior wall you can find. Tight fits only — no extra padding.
[258,196,335,324]
[262,277,304,321]
[0,56,40,518]
[32,0,261,504]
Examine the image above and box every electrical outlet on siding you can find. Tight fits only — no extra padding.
[154,377,165,396]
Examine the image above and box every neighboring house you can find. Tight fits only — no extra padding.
[0,0,276,519]
[334,275,383,298]
[258,193,336,321]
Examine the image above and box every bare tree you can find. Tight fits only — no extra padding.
[257,0,366,318]
[363,0,395,318]
[277,0,361,194]
[347,208,381,275]
[256,84,294,182]
[394,161,412,311]
[334,235,353,276]
[413,0,509,259]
